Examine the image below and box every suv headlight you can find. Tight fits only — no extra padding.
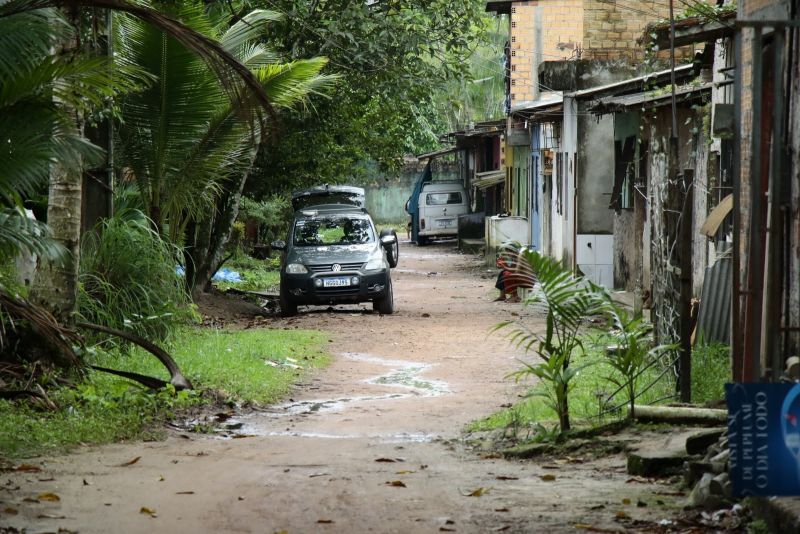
[285,263,308,274]
[364,255,385,271]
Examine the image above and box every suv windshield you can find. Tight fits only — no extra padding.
[293,216,374,246]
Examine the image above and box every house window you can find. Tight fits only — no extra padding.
[611,136,636,211]
[619,163,633,209]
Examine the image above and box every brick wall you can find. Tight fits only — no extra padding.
[582,0,704,61]
[508,0,705,107]
[509,1,584,105]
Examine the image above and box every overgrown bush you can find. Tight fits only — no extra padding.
[599,302,677,419]
[238,195,292,245]
[78,212,195,344]
[692,341,730,404]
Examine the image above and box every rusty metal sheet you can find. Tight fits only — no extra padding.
[696,254,732,345]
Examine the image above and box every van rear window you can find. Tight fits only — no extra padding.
[426,192,463,205]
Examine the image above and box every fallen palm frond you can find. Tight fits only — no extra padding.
[0,287,82,368]
[77,322,192,390]
[0,286,192,399]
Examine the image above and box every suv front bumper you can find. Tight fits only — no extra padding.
[282,270,390,305]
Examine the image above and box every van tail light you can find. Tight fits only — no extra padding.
[420,218,426,230]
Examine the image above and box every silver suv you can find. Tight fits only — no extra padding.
[271,186,398,316]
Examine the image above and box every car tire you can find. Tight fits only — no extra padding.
[373,278,394,315]
[279,285,297,317]
[380,229,399,268]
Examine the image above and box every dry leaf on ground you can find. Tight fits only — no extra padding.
[140,506,157,517]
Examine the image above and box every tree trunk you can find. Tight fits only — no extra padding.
[30,8,83,324]
[30,166,83,323]
[187,146,258,297]
[560,393,571,432]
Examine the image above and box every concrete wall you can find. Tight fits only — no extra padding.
[556,96,580,266]
[612,111,640,291]
[364,169,459,222]
[576,104,614,234]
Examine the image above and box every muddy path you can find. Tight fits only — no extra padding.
[5,242,687,533]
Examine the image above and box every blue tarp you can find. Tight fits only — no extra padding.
[175,266,242,283]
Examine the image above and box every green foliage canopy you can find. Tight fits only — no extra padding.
[242,0,489,193]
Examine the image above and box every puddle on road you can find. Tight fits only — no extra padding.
[256,431,435,443]
[347,352,449,397]
[219,352,449,440]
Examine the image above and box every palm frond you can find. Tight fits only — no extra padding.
[256,58,339,109]
[220,9,283,52]
[0,208,66,260]
[0,0,277,124]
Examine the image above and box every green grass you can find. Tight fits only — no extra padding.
[472,335,732,436]
[373,219,408,235]
[469,331,677,433]
[213,253,281,292]
[0,327,329,458]
[691,341,730,405]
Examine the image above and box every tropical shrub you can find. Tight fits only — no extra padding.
[78,213,194,343]
[497,248,606,433]
[598,302,677,419]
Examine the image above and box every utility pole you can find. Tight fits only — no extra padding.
[669,0,691,402]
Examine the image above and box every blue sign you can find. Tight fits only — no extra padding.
[726,383,800,496]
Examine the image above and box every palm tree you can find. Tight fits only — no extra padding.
[114,4,336,294]
[0,8,144,295]
[0,0,279,320]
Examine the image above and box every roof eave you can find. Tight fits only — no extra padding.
[646,13,736,48]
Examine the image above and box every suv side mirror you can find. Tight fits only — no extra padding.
[271,240,286,251]
[380,234,397,247]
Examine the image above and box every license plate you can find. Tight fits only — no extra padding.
[437,219,454,228]
[323,277,350,287]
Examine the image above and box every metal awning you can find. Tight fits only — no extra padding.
[473,170,505,190]
[510,96,564,120]
[566,64,697,100]
[415,147,459,160]
[590,83,712,115]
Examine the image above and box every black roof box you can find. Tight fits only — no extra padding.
[291,185,366,211]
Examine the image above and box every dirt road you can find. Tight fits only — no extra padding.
[6,242,685,533]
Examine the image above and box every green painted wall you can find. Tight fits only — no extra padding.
[365,169,459,221]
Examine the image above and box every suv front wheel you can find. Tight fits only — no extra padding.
[373,278,394,315]
[280,285,298,317]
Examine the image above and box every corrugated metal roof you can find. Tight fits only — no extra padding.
[590,83,712,114]
[473,170,505,189]
[566,63,696,99]
[511,96,563,114]
[416,147,459,160]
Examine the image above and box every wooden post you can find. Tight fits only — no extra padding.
[680,168,694,403]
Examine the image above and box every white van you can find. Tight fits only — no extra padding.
[416,182,469,244]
